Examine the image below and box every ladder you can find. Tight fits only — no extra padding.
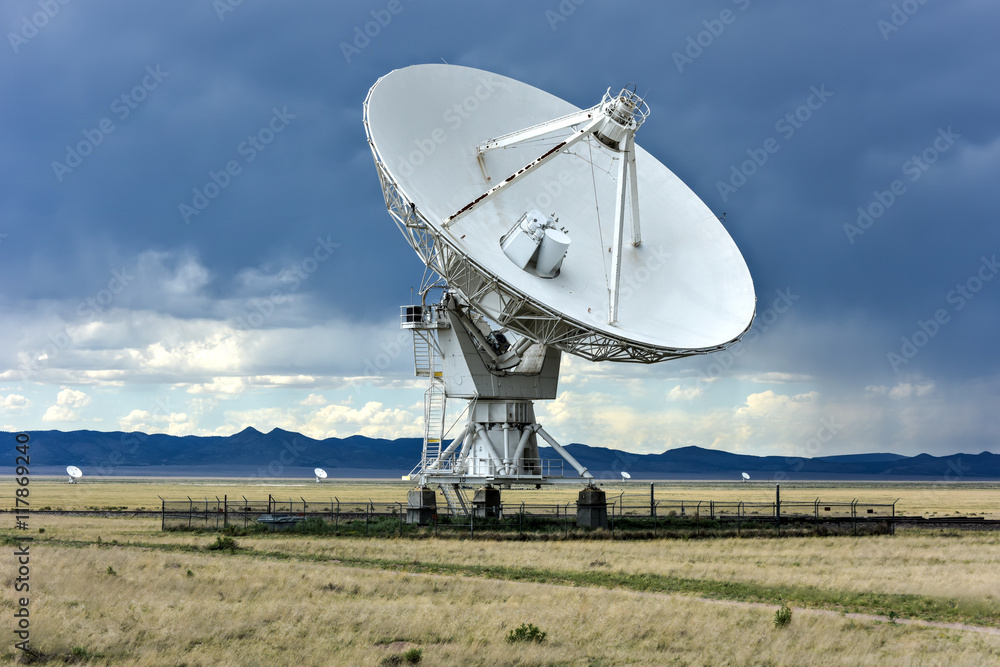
[439,483,469,516]
[413,330,433,377]
[423,384,446,464]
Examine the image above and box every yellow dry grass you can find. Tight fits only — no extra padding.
[7,479,1000,664]
[5,541,1000,666]
[28,513,1000,607]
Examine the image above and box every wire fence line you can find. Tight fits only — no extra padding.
[160,492,899,536]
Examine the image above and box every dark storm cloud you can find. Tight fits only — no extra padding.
[2,0,998,391]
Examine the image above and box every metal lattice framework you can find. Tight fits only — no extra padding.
[364,86,753,364]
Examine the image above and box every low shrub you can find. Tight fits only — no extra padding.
[774,604,792,628]
[206,536,240,551]
[507,623,547,643]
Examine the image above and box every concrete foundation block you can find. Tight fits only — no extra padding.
[577,486,608,529]
[472,486,501,518]
[406,487,437,525]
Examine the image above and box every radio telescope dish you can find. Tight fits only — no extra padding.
[621,471,631,480]
[67,465,82,483]
[314,468,328,483]
[365,65,757,515]
[742,472,750,481]
[364,64,755,363]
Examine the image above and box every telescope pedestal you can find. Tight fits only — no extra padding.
[403,296,593,491]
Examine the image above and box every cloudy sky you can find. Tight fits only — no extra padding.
[2,1,998,458]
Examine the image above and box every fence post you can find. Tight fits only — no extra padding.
[775,484,781,536]
[650,483,655,518]
[159,496,164,531]
[892,499,898,535]
[710,500,714,521]
[188,497,193,529]
[224,494,228,529]
[470,503,474,539]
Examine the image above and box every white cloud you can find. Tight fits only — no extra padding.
[667,384,704,401]
[42,405,77,422]
[42,388,91,422]
[118,409,197,436]
[301,393,327,406]
[0,394,30,411]
[186,377,247,395]
[888,381,935,399]
[739,372,813,383]
[56,387,90,408]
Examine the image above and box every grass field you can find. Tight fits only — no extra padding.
[4,479,1000,665]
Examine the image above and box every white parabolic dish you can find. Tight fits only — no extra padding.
[67,465,82,478]
[364,64,755,362]
[621,471,632,479]
[314,468,328,479]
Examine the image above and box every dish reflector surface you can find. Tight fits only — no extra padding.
[742,472,751,480]
[621,471,632,479]
[314,468,328,479]
[67,465,82,478]
[365,65,755,362]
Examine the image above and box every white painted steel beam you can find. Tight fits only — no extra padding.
[536,426,592,479]
[608,136,631,325]
[476,107,597,155]
[443,115,604,228]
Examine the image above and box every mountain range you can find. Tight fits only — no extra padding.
[4,427,998,480]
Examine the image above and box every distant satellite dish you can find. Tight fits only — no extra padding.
[314,468,328,483]
[742,472,750,481]
[67,465,83,483]
[621,471,632,480]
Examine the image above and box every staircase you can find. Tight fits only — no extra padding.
[413,330,433,377]
[439,483,469,516]
[402,305,450,478]
[412,327,446,471]
[423,384,446,465]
